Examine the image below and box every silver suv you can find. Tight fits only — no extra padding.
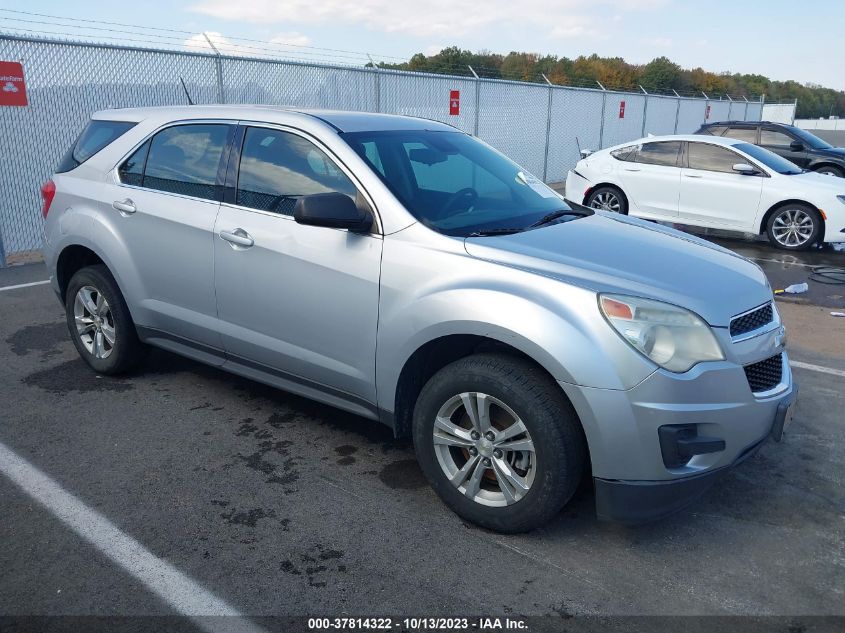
[42,106,796,532]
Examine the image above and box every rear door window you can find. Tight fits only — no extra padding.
[56,120,137,173]
[634,141,682,167]
[121,124,230,201]
[726,126,759,143]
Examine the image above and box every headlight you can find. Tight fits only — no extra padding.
[599,294,724,373]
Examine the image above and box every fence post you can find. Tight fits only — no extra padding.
[468,65,480,136]
[597,81,607,149]
[368,55,381,112]
[792,98,798,124]
[672,90,681,134]
[0,227,6,268]
[541,74,553,182]
[639,85,649,137]
[202,32,225,103]
[701,91,709,125]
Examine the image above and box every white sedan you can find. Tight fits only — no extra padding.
[565,134,845,250]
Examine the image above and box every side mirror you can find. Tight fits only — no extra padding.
[732,163,759,176]
[293,192,373,232]
[790,140,805,152]
[580,149,594,159]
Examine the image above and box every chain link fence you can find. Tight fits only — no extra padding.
[0,33,770,265]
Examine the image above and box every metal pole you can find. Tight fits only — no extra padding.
[701,91,709,124]
[202,32,225,104]
[541,74,553,182]
[639,85,649,137]
[793,97,798,125]
[368,55,380,112]
[674,96,681,134]
[468,65,480,136]
[0,226,6,268]
[598,82,607,149]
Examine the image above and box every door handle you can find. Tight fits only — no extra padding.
[684,174,703,179]
[219,229,254,248]
[624,168,642,172]
[113,199,136,214]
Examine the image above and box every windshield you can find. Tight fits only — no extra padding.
[787,126,832,150]
[735,143,803,175]
[341,130,571,236]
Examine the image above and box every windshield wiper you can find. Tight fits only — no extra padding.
[528,207,592,228]
[467,227,526,237]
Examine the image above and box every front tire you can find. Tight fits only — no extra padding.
[585,185,628,215]
[65,265,146,375]
[412,354,586,533]
[765,204,822,250]
[814,165,844,178]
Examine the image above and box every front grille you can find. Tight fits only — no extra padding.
[730,303,774,337]
[744,354,783,393]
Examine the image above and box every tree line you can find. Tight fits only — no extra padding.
[377,48,844,119]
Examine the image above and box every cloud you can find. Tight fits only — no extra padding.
[644,36,673,48]
[270,32,311,47]
[425,44,446,56]
[184,31,247,55]
[188,0,665,39]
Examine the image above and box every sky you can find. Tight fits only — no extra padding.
[2,0,843,91]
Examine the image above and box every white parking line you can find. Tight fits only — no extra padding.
[790,360,845,379]
[0,441,267,633]
[0,279,51,292]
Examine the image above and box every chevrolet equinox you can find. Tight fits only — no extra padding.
[42,106,796,532]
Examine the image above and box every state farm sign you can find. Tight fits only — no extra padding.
[0,61,28,107]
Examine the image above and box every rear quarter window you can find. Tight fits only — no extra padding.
[56,120,137,173]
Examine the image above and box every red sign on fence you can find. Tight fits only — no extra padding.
[705,104,711,120]
[0,61,28,107]
[618,100,626,119]
[449,90,460,115]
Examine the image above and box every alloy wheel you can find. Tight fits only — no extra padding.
[590,191,621,213]
[771,208,815,248]
[73,285,115,359]
[432,392,536,507]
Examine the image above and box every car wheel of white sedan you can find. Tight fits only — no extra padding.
[585,186,628,215]
[765,204,822,251]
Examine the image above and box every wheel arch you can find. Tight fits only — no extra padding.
[56,244,108,304]
[583,182,629,209]
[807,160,845,176]
[758,199,825,242]
[390,333,582,440]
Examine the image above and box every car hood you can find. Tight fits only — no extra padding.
[813,146,845,158]
[464,212,771,327]
[789,169,845,190]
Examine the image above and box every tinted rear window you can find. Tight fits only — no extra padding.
[56,120,136,173]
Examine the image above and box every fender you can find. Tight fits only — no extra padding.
[375,238,656,416]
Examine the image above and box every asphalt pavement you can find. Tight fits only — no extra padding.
[1,238,843,631]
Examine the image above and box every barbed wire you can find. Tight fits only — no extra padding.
[0,11,765,100]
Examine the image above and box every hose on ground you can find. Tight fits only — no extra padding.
[808,266,845,285]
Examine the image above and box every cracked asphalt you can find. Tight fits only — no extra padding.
[0,241,843,629]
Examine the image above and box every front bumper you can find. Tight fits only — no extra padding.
[558,351,795,523]
[594,392,795,523]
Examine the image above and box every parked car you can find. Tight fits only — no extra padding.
[567,134,845,250]
[697,121,845,178]
[43,106,795,532]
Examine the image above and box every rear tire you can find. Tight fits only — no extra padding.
[65,265,146,375]
[765,203,822,251]
[412,353,586,533]
[585,185,628,215]
[814,165,844,178]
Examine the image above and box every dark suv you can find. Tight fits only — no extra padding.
[696,121,845,177]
